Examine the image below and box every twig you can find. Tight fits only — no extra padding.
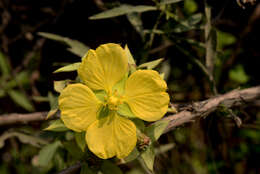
[0,86,259,129]
[56,162,81,174]
[163,85,260,133]
[0,112,48,126]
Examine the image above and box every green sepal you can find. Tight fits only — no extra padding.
[117,102,136,118]
[138,58,164,70]
[44,119,69,132]
[98,105,110,119]
[145,120,169,142]
[75,132,86,152]
[140,145,155,171]
[53,62,81,73]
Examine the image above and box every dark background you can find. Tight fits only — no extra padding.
[0,0,259,173]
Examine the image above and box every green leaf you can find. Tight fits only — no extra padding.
[0,132,48,149]
[7,89,35,111]
[38,32,89,57]
[138,58,164,70]
[217,30,236,50]
[160,0,183,5]
[0,51,11,77]
[0,89,5,98]
[184,0,198,14]
[124,147,140,163]
[80,163,96,174]
[131,119,145,132]
[173,13,202,33]
[38,141,62,167]
[229,64,249,84]
[75,132,86,152]
[101,160,123,174]
[44,119,69,132]
[126,13,144,39]
[53,62,81,73]
[140,145,155,171]
[117,102,136,118]
[145,120,169,142]
[63,141,83,160]
[46,92,59,119]
[89,5,157,20]
[48,92,58,109]
[155,143,175,155]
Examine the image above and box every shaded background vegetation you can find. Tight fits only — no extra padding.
[0,0,259,173]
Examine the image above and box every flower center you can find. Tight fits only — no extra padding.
[107,95,120,110]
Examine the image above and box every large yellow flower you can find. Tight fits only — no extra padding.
[58,43,169,159]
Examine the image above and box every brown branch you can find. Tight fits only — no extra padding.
[0,112,48,126]
[56,162,81,174]
[0,86,259,174]
[163,86,260,133]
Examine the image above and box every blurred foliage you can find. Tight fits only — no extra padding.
[0,0,259,174]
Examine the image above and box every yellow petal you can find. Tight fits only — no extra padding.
[86,112,137,159]
[59,84,101,132]
[124,70,169,121]
[78,43,128,93]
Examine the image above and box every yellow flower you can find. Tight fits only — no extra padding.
[58,43,169,159]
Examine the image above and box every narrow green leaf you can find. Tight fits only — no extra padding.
[101,160,123,174]
[44,119,69,132]
[160,0,183,5]
[5,71,30,90]
[38,32,89,57]
[143,29,164,35]
[38,141,62,167]
[0,51,11,77]
[89,5,156,20]
[7,90,35,111]
[138,58,164,70]
[75,132,86,152]
[140,145,155,171]
[53,62,81,73]
[145,120,169,142]
[0,132,48,149]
